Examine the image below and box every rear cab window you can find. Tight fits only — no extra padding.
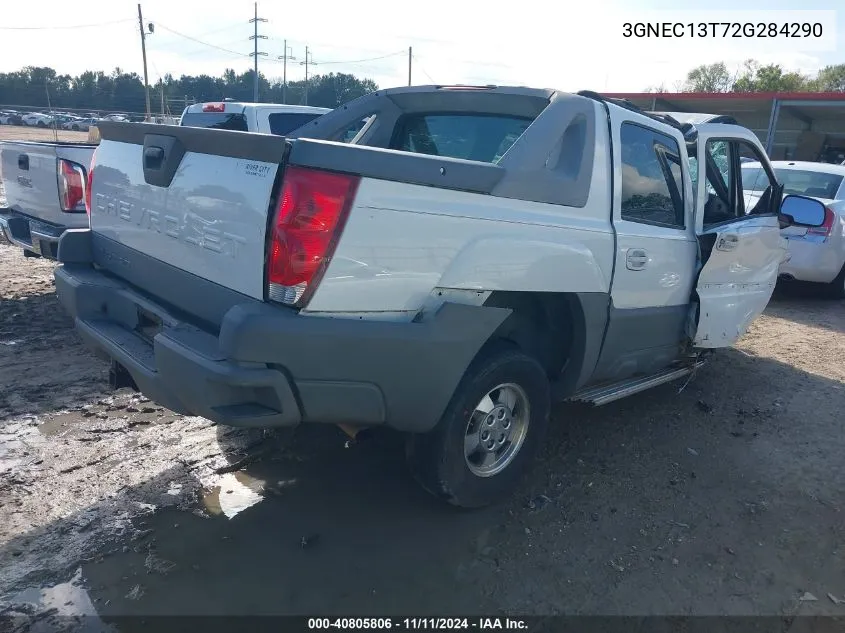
[390,113,533,164]
[268,112,325,136]
[179,112,248,131]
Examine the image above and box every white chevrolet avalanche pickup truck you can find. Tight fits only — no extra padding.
[53,85,828,507]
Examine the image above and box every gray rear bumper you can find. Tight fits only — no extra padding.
[0,209,71,259]
[54,236,510,431]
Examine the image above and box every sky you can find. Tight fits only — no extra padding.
[0,0,842,95]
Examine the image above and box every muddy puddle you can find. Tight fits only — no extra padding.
[202,472,267,519]
[1,568,115,633]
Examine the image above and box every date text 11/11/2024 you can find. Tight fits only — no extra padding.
[307,618,529,630]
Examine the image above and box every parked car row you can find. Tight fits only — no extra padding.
[0,109,144,129]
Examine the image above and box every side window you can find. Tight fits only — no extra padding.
[620,122,685,228]
[738,142,773,214]
[702,139,775,227]
[333,115,375,144]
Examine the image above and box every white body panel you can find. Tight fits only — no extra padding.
[691,126,787,348]
[694,216,785,347]
[89,140,279,300]
[605,108,698,310]
[0,141,94,228]
[305,130,615,315]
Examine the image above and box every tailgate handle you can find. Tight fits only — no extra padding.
[142,134,185,188]
[18,154,29,170]
[144,146,165,170]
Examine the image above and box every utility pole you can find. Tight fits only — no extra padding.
[137,4,152,121]
[408,47,412,86]
[248,2,267,102]
[300,47,316,106]
[277,40,296,105]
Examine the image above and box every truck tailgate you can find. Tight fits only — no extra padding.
[90,122,286,301]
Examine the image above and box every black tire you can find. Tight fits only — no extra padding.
[406,343,550,509]
[72,124,79,131]
[37,121,46,127]
[826,263,845,299]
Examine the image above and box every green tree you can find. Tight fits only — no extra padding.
[0,65,378,114]
[732,59,810,92]
[811,64,845,92]
[683,62,734,92]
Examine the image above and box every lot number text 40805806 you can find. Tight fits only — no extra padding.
[307,618,528,630]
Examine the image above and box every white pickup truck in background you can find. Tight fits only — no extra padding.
[179,100,330,135]
[54,85,827,508]
[0,140,96,259]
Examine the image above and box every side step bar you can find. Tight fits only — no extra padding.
[568,360,707,407]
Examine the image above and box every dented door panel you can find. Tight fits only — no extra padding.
[694,215,786,347]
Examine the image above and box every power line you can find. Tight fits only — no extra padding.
[310,50,406,66]
[0,18,133,30]
[413,56,436,84]
[248,2,268,101]
[151,22,247,57]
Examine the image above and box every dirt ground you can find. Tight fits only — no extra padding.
[0,125,90,144]
[0,237,844,629]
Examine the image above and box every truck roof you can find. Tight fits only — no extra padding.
[183,101,331,115]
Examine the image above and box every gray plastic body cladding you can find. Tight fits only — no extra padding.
[288,85,554,145]
[288,91,598,208]
[590,303,688,384]
[492,94,597,208]
[96,121,286,164]
[53,249,512,432]
[562,293,611,395]
[218,302,511,433]
[288,139,506,194]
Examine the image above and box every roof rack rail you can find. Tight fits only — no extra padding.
[577,90,687,133]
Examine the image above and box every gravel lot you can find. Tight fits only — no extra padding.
[0,156,844,628]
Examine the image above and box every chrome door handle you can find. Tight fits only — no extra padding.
[626,248,648,271]
[716,234,739,252]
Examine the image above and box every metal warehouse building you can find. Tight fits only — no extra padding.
[605,92,845,164]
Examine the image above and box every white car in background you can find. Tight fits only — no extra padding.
[21,112,54,127]
[743,160,845,298]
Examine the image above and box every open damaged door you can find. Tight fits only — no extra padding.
[691,124,786,348]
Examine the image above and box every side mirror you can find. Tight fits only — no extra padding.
[779,195,828,228]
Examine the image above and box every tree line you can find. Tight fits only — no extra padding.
[3,60,843,115]
[647,60,845,93]
[0,66,379,114]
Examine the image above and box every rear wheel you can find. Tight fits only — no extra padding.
[406,344,550,508]
[37,121,46,127]
[826,263,845,299]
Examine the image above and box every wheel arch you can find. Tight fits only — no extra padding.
[482,290,608,397]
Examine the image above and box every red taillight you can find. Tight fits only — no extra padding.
[57,159,86,213]
[267,166,360,306]
[807,206,835,238]
[202,103,225,112]
[85,150,97,216]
